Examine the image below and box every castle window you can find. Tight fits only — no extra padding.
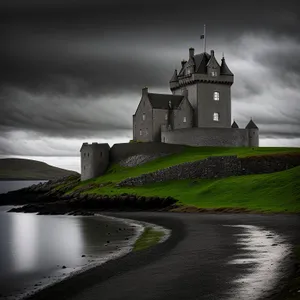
[211,71,217,77]
[139,129,142,136]
[214,92,220,101]
[87,153,89,157]
[183,116,187,123]
[142,113,146,121]
[213,113,219,121]
[100,152,102,157]
[83,166,85,170]
[84,153,86,157]
[145,128,148,135]
[165,113,168,120]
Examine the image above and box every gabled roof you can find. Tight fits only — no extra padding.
[231,121,239,128]
[245,119,258,129]
[220,57,233,75]
[148,93,184,109]
[178,52,211,76]
[194,52,211,73]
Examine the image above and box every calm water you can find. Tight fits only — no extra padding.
[0,181,47,194]
[0,180,142,300]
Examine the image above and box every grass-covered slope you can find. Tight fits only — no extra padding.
[67,146,300,213]
[79,146,300,186]
[0,158,78,180]
[81,165,300,213]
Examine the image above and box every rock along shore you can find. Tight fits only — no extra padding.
[0,174,178,215]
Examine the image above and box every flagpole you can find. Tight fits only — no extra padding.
[204,24,206,53]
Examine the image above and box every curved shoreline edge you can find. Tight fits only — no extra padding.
[20,213,171,300]
[22,212,186,300]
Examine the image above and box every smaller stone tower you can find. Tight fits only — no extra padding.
[246,119,259,147]
[80,143,110,181]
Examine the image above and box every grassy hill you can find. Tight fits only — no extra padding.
[79,146,300,185]
[71,146,300,213]
[0,158,78,180]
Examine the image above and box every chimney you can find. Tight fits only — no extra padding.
[189,47,195,58]
[142,86,148,96]
[181,60,186,68]
[210,50,215,57]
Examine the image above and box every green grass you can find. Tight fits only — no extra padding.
[85,165,300,213]
[74,146,300,189]
[133,227,165,251]
[64,146,300,213]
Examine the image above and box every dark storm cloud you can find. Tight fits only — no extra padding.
[0,0,299,156]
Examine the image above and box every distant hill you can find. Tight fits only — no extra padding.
[0,158,79,180]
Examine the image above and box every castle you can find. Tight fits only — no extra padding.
[132,48,259,147]
[80,47,259,181]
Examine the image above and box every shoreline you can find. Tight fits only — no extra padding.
[4,212,169,300]
[20,212,300,300]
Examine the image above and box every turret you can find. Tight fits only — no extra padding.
[231,120,239,128]
[220,55,233,76]
[246,119,259,147]
[169,69,179,91]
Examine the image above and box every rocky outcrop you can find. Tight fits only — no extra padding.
[8,194,178,215]
[119,153,169,167]
[0,174,80,205]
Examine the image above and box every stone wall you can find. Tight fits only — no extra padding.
[240,153,300,175]
[118,156,240,186]
[110,142,186,163]
[118,153,300,186]
[161,127,251,147]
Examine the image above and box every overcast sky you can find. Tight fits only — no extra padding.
[1,0,299,171]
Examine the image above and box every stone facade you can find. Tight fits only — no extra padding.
[161,127,259,147]
[132,47,259,147]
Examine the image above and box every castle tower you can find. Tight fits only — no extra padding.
[170,48,234,128]
[246,119,259,147]
[80,143,110,181]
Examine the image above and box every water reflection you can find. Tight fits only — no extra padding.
[12,213,38,272]
[0,210,134,299]
[225,225,291,300]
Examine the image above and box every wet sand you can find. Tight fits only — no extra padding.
[22,212,300,300]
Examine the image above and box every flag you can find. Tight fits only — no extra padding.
[200,34,205,39]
